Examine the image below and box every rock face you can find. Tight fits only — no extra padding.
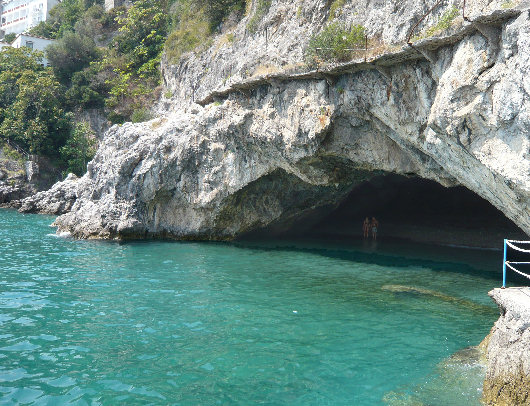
[483,287,530,405]
[21,1,529,240]
[48,3,529,239]
[161,0,520,111]
[16,173,79,215]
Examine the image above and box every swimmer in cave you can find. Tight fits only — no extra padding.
[363,217,370,238]
[371,217,379,240]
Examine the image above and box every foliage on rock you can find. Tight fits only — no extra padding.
[246,0,271,33]
[60,122,97,176]
[305,22,365,65]
[164,0,245,63]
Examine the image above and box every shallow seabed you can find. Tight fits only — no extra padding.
[0,210,500,405]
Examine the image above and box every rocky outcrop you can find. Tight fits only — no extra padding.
[75,108,111,141]
[43,3,529,240]
[14,173,79,215]
[483,287,530,405]
[0,149,61,205]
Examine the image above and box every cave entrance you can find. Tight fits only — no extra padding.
[268,174,527,248]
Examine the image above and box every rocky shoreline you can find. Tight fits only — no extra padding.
[482,287,530,405]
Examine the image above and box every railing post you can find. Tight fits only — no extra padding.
[502,238,507,288]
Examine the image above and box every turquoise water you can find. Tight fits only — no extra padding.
[0,210,500,405]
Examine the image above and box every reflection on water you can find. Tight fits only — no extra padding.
[0,210,499,405]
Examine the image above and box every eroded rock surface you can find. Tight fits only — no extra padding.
[46,7,529,239]
[483,287,530,405]
[15,173,79,215]
[20,1,528,241]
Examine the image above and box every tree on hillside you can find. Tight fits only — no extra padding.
[114,0,169,78]
[0,48,47,129]
[65,65,111,109]
[0,68,71,157]
[30,0,104,39]
[46,31,100,84]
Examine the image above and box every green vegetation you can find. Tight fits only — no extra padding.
[165,0,244,62]
[101,0,169,120]
[60,121,97,175]
[305,22,365,65]
[425,6,459,37]
[29,0,100,39]
[247,0,272,33]
[2,143,24,161]
[0,48,71,159]
[131,108,152,123]
[501,0,516,8]
[0,0,249,175]
[46,31,100,85]
[328,0,346,21]
[165,4,210,63]
[3,33,17,44]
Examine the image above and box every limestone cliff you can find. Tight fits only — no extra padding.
[483,287,530,405]
[16,0,530,240]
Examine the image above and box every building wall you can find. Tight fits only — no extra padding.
[11,34,54,65]
[104,0,129,12]
[0,0,59,35]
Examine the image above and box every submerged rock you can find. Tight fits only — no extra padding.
[381,284,493,313]
[383,346,486,405]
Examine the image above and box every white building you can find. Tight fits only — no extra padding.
[10,33,54,64]
[0,0,59,35]
[104,0,131,12]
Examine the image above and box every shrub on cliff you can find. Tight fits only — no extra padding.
[247,0,271,33]
[165,0,245,63]
[305,22,366,65]
[61,121,97,176]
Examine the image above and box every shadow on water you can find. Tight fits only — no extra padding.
[230,237,503,282]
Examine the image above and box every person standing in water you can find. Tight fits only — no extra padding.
[371,217,379,240]
[362,217,370,238]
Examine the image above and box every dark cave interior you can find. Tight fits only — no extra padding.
[272,174,527,248]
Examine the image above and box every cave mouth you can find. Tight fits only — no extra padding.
[248,174,527,249]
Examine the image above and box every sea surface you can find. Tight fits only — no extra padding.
[0,209,502,405]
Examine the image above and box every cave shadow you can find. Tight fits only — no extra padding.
[237,173,528,283]
[244,173,527,249]
[231,238,505,282]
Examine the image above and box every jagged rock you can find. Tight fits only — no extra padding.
[16,173,79,215]
[161,0,525,112]
[0,183,29,204]
[482,287,530,405]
